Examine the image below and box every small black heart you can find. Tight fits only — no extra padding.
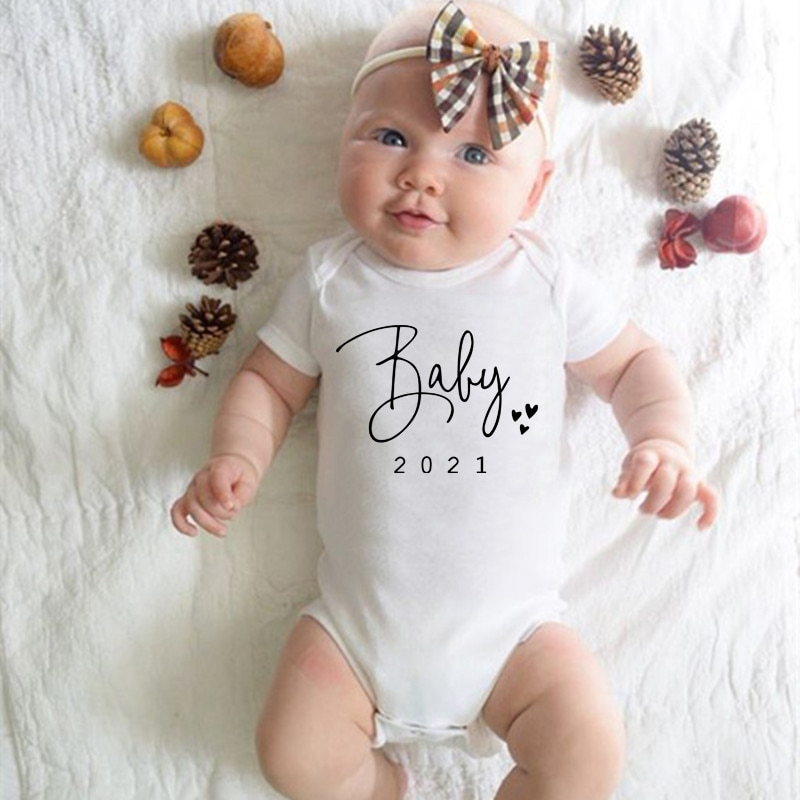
[511,409,522,422]
[525,403,538,419]
[519,424,529,435]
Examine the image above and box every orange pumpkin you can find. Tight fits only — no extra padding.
[213,13,284,88]
[139,102,204,168]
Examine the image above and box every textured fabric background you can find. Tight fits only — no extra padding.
[1,0,797,798]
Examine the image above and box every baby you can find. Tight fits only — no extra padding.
[171,3,719,799]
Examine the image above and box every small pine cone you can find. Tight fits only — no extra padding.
[188,222,259,290]
[663,118,721,203]
[179,296,237,359]
[579,25,642,104]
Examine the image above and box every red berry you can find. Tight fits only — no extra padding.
[156,364,190,388]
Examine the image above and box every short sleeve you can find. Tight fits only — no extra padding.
[562,260,629,362]
[513,229,629,363]
[257,254,321,377]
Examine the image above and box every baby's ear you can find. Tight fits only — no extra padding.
[520,159,554,220]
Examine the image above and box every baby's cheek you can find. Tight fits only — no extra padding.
[339,170,375,231]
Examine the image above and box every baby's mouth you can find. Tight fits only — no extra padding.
[391,210,443,231]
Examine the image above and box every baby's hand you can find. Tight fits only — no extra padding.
[612,439,719,530]
[170,455,259,538]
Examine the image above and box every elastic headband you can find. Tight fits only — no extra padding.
[352,46,429,95]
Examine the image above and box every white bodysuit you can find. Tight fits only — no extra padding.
[258,227,627,756]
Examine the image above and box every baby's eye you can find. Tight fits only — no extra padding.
[376,129,407,148]
[460,144,491,166]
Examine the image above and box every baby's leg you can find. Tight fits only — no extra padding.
[255,616,407,800]
[482,623,625,800]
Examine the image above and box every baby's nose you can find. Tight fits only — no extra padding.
[396,156,445,196]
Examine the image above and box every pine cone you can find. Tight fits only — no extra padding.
[579,25,642,104]
[188,222,259,289]
[663,118,721,203]
[179,296,237,359]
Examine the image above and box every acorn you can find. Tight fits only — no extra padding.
[213,13,285,88]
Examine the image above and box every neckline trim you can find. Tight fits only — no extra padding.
[354,238,517,287]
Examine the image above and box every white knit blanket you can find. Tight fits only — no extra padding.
[1,1,797,798]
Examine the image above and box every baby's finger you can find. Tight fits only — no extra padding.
[208,469,237,514]
[655,471,699,520]
[184,497,228,538]
[695,482,720,530]
[171,498,198,537]
[611,471,631,498]
[616,449,660,498]
[192,471,234,519]
[638,464,679,516]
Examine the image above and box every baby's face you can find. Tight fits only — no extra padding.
[338,59,550,271]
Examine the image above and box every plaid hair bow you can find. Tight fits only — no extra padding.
[427,2,554,150]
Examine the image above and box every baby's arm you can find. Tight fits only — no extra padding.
[171,343,318,537]
[568,322,719,530]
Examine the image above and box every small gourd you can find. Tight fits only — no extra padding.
[139,102,204,168]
